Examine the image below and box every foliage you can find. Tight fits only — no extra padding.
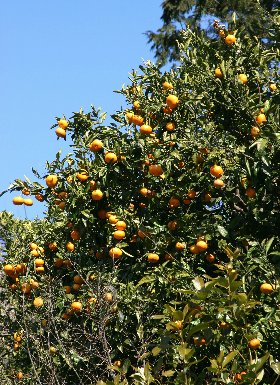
[1,22,280,384]
[146,0,280,65]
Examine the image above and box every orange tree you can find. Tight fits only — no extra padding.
[1,19,280,385]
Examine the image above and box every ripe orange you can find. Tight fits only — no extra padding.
[133,100,140,109]
[89,180,97,190]
[73,275,84,284]
[22,188,30,195]
[206,253,215,262]
[225,34,236,45]
[238,74,248,84]
[256,113,267,125]
[89,139,103,152]
[49,346,57,355]
[55,127,66,138]
[214,68,223,78]
[63,259,73,268]
[72,283,81,291]
[175,242,185,251]
[30,249,40,257]
[16,372,23,380]
[163,106,173,114]
[169,197,180,208]
[126,111,134,122]
[187,190,196,199]
[21,283,32,294]
[166,94,179,109]
[147,253,160,263]
[91,189,104,201]
[140,124,152,135]
[248,338,261,350]
[116,221,126,230]
[149,164,163,176]
[13,196,24,205]
[54,258,63,268]
[45,175,58,188]
[104,152,118,164]
[251,126,260,138]
[260,283,274,294]
[35,193,44,202]
[35,258,44,267]
[48,242,58,251]
[71,301,82,312]
[183,198,191,205]
[66,242,75,252]
[58,191,68,199]
[162,81,173,90]
[203,192,212,202]
[189,244,200,254]
[4,264,15,276]
[193,337,206,346]
[104,292,113,302]
[269,83,277,91]
[213,179,225,188]
[166,122,175,132]
[235,372,247,382]
[132,115,144,126]
[35,266,45,273]
[29,242,38,250]
[76,171,89,182]
[108,214,118,224]
[210,165,224,178]
[64,285,71,294]
[33,297,44,307]
[30,279,39,289]
[70,229,80,241]
[109,247,122,259]
[196,240,208,252]
[23,198,33,206]
[14,332,22,342]
[113,230,126,240]
[245,187,256,198]
[58,119,69,129]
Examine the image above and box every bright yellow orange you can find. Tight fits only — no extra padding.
[132,115,144,126]
[256,113,267,125]
[147,253,160,263]
[45,175,58,188]
[35,266,45,273]
[58,119,69,129]
[214,68,223,78]
[196,240,208,252]
[238,74,248,84]
[166,94,179,109]
[269,83,277,91]
[13,196,24,205]
[162,81,173,90]
[189,244,199,254]
[251,126,260,138]
[66,242,75,252]
[116,221,126,230]
[225,34,236,45]
[76,171,89,182]
[260,283,274,294]
[149,164,163,176]
[71,301,82,312]
[55,127,66,138]
[21,283,32,294]
[23,198,33,206]
[133,100,140,109]
[104,152,118,164]
[166,122,175,132]
[104,292,113,302]
[210,165,224,178]
[248,338,261,350]
[213,179,225,188]
[4,264,15,276]
[89,139,103,152]
[175,242,185,251]
[48,242,58,251]
[91,189,104,201]
[113,230,126,240]
[140,124,152,135]
[33,297,44,307]
[35,258,44,267]
[109,247,122,259]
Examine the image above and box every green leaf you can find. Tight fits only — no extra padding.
[265,237,274,255]
[270,355,280,375]
[254,351,270,373]
[162,370,175,377]
[217,225,228,237]
[152,346,161,356]
[222,351,238,368]
[137,276,155,286]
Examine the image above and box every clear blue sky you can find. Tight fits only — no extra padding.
[0,0,163,219]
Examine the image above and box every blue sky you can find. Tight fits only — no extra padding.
[0,0,163,219]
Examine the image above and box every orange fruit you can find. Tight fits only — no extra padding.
[66,242,75,252]
[115,221,126,230]
[49,346,57,355]
[113,360,122,367]
[64,285,71,294]
[13,332,22,342]
[251,126,260,138]
[67,176,73,184]
[132,114,144,126]
[35,193,44,202]
[16,372,23,380]
[246,187,256,198]
[225,34,236,45]
[203,192,212,202]
[70,229,80,241]
[48,242,58,251]
[71,301,82,312]
[187,190,196,199]
[35,258,44,267]
[113,230,126,240]
[166,94,179,109]
[193,337,206,346]
[163,106,173,114]
[21,283,32,294]
[76,171,89,182]
[58,119,69,129]
[166,122,175,132]
[104,152,118,164]
[196,240,208,252]
[89,180,97,190]
[235,372,247,382]
[269,83,277,91]
[55,127,66,138]
[97,209,107,219]
[109,247,122,259]
[183,198,191,205]
[73,275,84,284]
[147,253,160,263]
[260,283,274,294]
[91,189,104,201]
[33,297,44,307]
[133,100,140,109]
[140,124,152,135]
[219,29,225,38]
[214,68,223,78]
[58,201,65,210]
[36,266,45,273]
[4,264,15,276]
[104,292,113,302]
[126,112,134,122]
[167,220,177,231]
[23,198,33,206]
[210,165,224,178]
[30,249,40,257]
[58,191,68,199]
[30,279,39,289]
[206,253,215,262]
[175,242,185,251]
[45,174,58,188]
[108,214,118,224]
[149,164,163,176]
[89,139,103,152]
[213,179,225,188]
[256,113,267,125]
[29,242,38,250]
[162,81,173,90]
[22,188,30,195]
[238,74,248,84]
[189,244,200,254]
[169,197,180,208]
[72,283,81,291]
[248,338,261,350]
[54,258,63,268]
[13,196,24,205]
[63,259,73,268]
[139,187,149,196]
